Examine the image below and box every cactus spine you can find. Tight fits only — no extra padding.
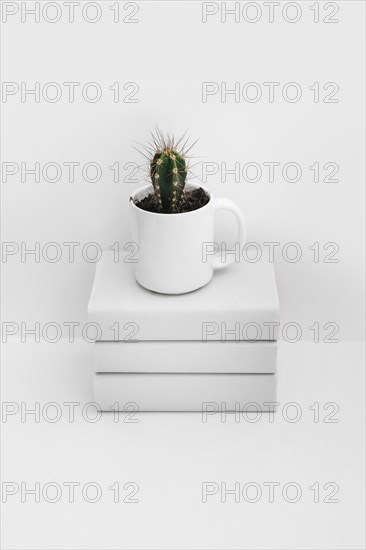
[150,148,187,213]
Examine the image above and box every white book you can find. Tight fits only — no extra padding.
[94,341,277,373]
[88,251,280,341]
[94,373,277,412]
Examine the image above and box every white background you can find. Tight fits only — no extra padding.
[2,0,365,338]
[1,1,365,549]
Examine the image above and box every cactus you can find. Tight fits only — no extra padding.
[150,148,187,213]
[135,130,199,213]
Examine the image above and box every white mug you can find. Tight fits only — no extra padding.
[129,184,246,294]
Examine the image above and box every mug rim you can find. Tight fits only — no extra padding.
[130,183,212,217]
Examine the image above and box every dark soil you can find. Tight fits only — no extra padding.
[134,187,210,214]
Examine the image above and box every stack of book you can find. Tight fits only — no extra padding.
[88,251,280,412]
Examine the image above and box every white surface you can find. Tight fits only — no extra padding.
[1,1,365,548]
[94,373,277,411]
[1,340,364,549]
[88,250,280,340]
[94,340,277,373]
[130,184,246,294]
[2,0,365,340]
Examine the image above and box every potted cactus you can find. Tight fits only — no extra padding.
[134,131,208,214]
[130,130,246,295]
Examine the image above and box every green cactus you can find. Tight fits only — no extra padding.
[150,148,187,213]
[134,129,199,213]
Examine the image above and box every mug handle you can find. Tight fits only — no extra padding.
[212,198,246,270]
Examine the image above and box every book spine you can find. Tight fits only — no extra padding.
[94,341,277,373]
[88,312,280,342]
[94,373,277,412]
